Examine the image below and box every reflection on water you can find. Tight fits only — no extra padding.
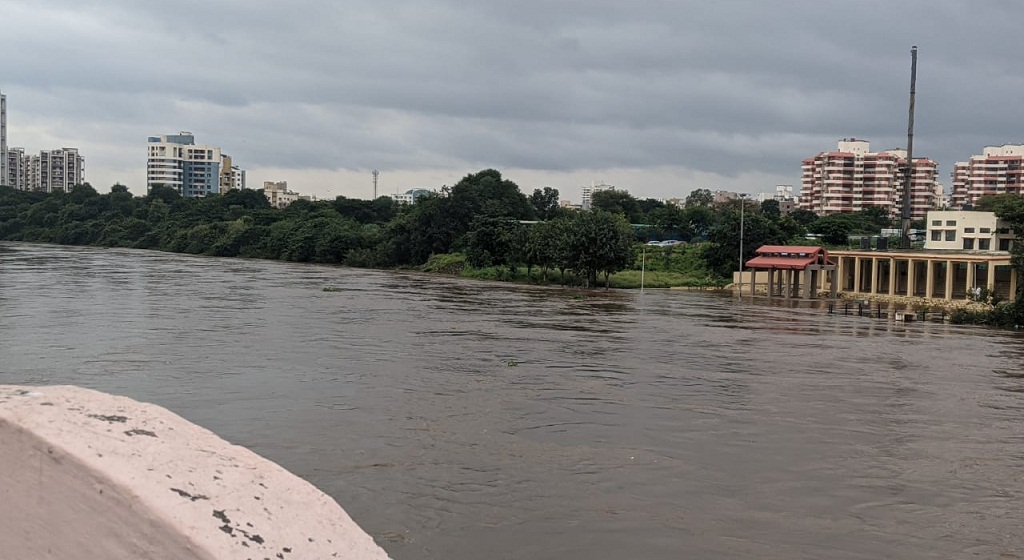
[2,242,1024,559]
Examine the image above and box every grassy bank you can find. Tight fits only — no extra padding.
[420,249,726,289]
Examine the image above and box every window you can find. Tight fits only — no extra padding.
[964,227,975,233]
[1000,239,1012,251]
[946,220,957,226]
[980,227,991,234]
[979,239,991,251]
[932,220,942,226]
[963,238,974,250]
[945,230,956,242]
[931,230,941,241]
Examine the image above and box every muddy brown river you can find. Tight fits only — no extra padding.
[2,242,1023,559]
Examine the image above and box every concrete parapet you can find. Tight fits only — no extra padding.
[0,385,391,560]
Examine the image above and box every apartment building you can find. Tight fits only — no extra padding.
[799,139,940,219]
[580,182,616,210]
[1,90,6,187]
[950,144,1024,209]
[392,188,432,205]
[5,147,25,190]
[219,154,246,192]
[24,148,85,193]
[147,132,244,198]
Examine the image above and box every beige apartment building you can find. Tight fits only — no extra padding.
[799,139,941,219]
[950,144,1024,209]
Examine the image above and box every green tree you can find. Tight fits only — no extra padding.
[529,187,562,221]
[565,210,635,288]
[590,190,642,223]
[685,188,713,208]
[760,199,781,220]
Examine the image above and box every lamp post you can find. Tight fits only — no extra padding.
[738,194,747,295]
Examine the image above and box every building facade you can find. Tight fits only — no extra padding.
[923,210,1016,253]
[1,90,7,187]
[392,188,432,205]
[799,139,941,219]
[580,182,616,210]
[950,144,1024,209]
[24,148,84,193]
[263,181,299,209]
[147,132,243,198]
[4,147,24,190]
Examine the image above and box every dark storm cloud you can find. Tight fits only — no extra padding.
[3,0,1024,192]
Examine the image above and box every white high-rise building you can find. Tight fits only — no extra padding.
[580,181,617,210]
[25,148,85,193]
[1,90,7,187]
[147,132,243,198]
[5,147,25,190]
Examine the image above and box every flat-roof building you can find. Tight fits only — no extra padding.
[800,139,941,219]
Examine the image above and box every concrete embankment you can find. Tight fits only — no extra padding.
[0,385,391,560]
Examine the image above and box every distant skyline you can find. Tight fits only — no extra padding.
[2,1,1023,202]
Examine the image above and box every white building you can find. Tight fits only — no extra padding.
[4,147,25,190]
[924,210,1016,253]
[580,182,617,210]
[1,90,6,187]
[392,188,432,205]
[147,132,243,198]
[25,148,84,193]
[262,181,301,208]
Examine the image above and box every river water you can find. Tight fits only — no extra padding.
[2,242,1023,559]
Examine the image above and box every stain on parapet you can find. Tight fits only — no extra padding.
[125,428,157,438]
[88,414,128,423]
[170,488,209,502]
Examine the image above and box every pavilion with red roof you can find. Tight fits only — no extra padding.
[742,245,837,299]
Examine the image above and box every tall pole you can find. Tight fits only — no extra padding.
[901,46,918,249]
[372,169,379,200]
[738,194,746,295]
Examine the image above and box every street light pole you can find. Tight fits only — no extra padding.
[738,194,746,296]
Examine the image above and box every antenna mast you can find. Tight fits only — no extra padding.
[901,46,918,249]
[372,169,379,200]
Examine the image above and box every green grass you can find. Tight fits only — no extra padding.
[607,270,726,289]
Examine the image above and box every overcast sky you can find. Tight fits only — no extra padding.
[2,1,1022,202]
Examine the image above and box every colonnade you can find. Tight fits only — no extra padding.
[831,251,1017,301]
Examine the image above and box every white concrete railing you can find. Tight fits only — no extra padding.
[0,385,391,560]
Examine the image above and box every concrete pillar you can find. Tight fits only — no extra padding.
[907,259,917,297]
[945,260,955,300]
[870,257,879,294]
[1011,267,1019,299]
[854,257,862,294]
[888,258,897,296]
[785,269,792,299]
[925,260,935,299]
[986,263,996,291]
[751,269,757,296]
[966,261,976,293]
[802,268,812,299]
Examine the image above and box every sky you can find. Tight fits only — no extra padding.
[2,1,1023,203]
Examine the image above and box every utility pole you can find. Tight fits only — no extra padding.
[901,46,918,249]
[372,169,379,200]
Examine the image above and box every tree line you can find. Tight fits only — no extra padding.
[0,169,971,289]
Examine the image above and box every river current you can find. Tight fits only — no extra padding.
[1,242,1023,559]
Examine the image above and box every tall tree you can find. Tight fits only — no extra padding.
[529,187,562,221]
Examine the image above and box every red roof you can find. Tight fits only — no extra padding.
[745,245,833,270]
[745,255,820,270]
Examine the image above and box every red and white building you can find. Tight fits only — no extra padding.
[950,144,1024,209]
[799,139,941,219]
